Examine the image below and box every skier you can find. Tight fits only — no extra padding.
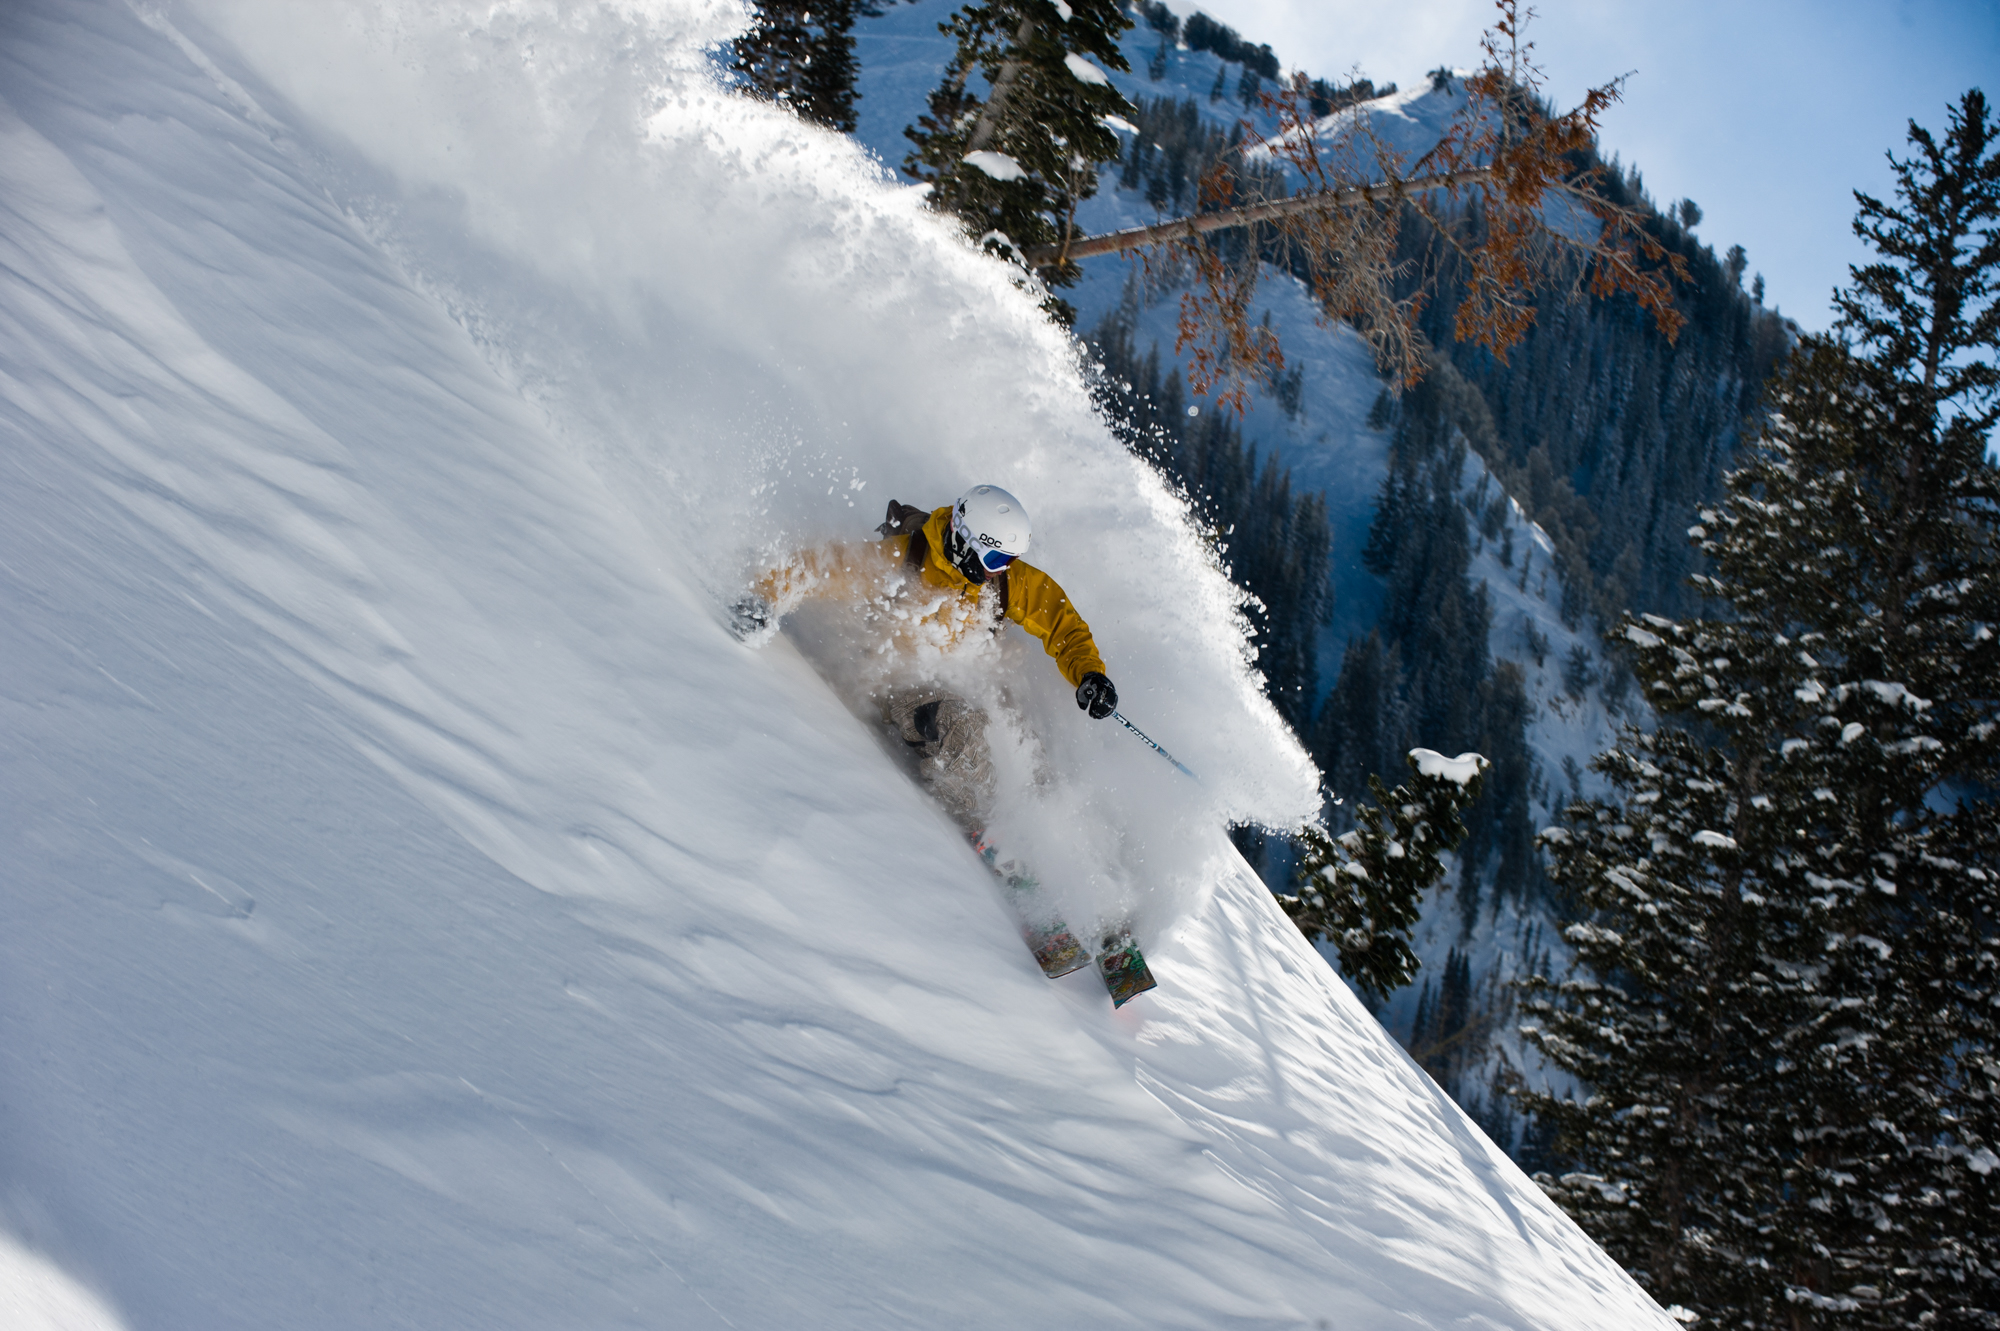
[735,485,1155,1004]
[732,485,1119,829]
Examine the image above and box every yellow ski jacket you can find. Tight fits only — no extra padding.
[758,503,1107,688]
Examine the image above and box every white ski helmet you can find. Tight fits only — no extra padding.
[951,484,1031,576]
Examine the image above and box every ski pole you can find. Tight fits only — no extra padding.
[1110,710,1198,781]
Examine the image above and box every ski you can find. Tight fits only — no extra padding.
[1096,930,1157,1007]
[970,834,1157,1004]
[1023,918,1091,978]
[970,833,1091,978]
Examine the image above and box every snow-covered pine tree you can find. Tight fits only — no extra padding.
[1737,91,1997,1324]
[1685,90,1998,1325]
[1528,341,1994,1331]
[1521,642,1818,1324]
[1280,749,1489,1000]
[902,0,1134,303]
[731,0,862,133]
[1692,340,1994,1328]
[1523,90,2000,1327]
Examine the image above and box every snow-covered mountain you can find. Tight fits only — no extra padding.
[0,1,1678,1326]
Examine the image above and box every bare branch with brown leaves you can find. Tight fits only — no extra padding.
[1037,1,1692,411]
[1412,1,1688,357]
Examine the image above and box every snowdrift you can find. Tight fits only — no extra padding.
[0,1,1672,1326]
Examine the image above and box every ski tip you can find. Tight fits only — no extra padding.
[1028,927,1091,978]
[1097,933,1157,1007]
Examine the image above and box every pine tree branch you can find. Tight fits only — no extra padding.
[1019,166,1495,265]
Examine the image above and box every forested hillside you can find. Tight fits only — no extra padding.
[1315,201,1790,890]
[1406,159,1795,629]
[1068,22,1793,936]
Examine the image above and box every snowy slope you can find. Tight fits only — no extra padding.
[0,2,1671,1328]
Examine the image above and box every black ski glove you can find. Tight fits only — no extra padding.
[1075,671,1117,720]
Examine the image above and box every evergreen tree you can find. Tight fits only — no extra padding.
[1178,12,1277,77]
[1232,463,1332,728]
[732,0,862,133]
[1409,946,1496,1094]
[1311,630,1404,805]
[1523,713,1802,1323]
[1522,90,2000,1327]
[1357,383,1493,755]
[1281,750,1490,999]
[903,0,1135,298]
[1467,662,1537,907]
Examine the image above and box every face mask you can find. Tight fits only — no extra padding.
[947,524,988,584]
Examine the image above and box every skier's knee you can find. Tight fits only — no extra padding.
[892,691,985,759]
[930,700,988,761]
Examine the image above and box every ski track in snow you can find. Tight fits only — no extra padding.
[0,1,1672,1327]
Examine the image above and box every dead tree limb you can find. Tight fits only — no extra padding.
[1021,167,1495,266]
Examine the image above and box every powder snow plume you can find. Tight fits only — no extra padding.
[182,0,1324,915]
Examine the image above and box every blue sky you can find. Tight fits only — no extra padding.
[1173,0,1999,332]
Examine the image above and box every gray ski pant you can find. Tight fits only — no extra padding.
[882,688,994,830]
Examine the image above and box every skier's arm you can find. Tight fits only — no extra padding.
[732,541,897,639]
[1004,563,1107,689]
[754,540,897,609]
